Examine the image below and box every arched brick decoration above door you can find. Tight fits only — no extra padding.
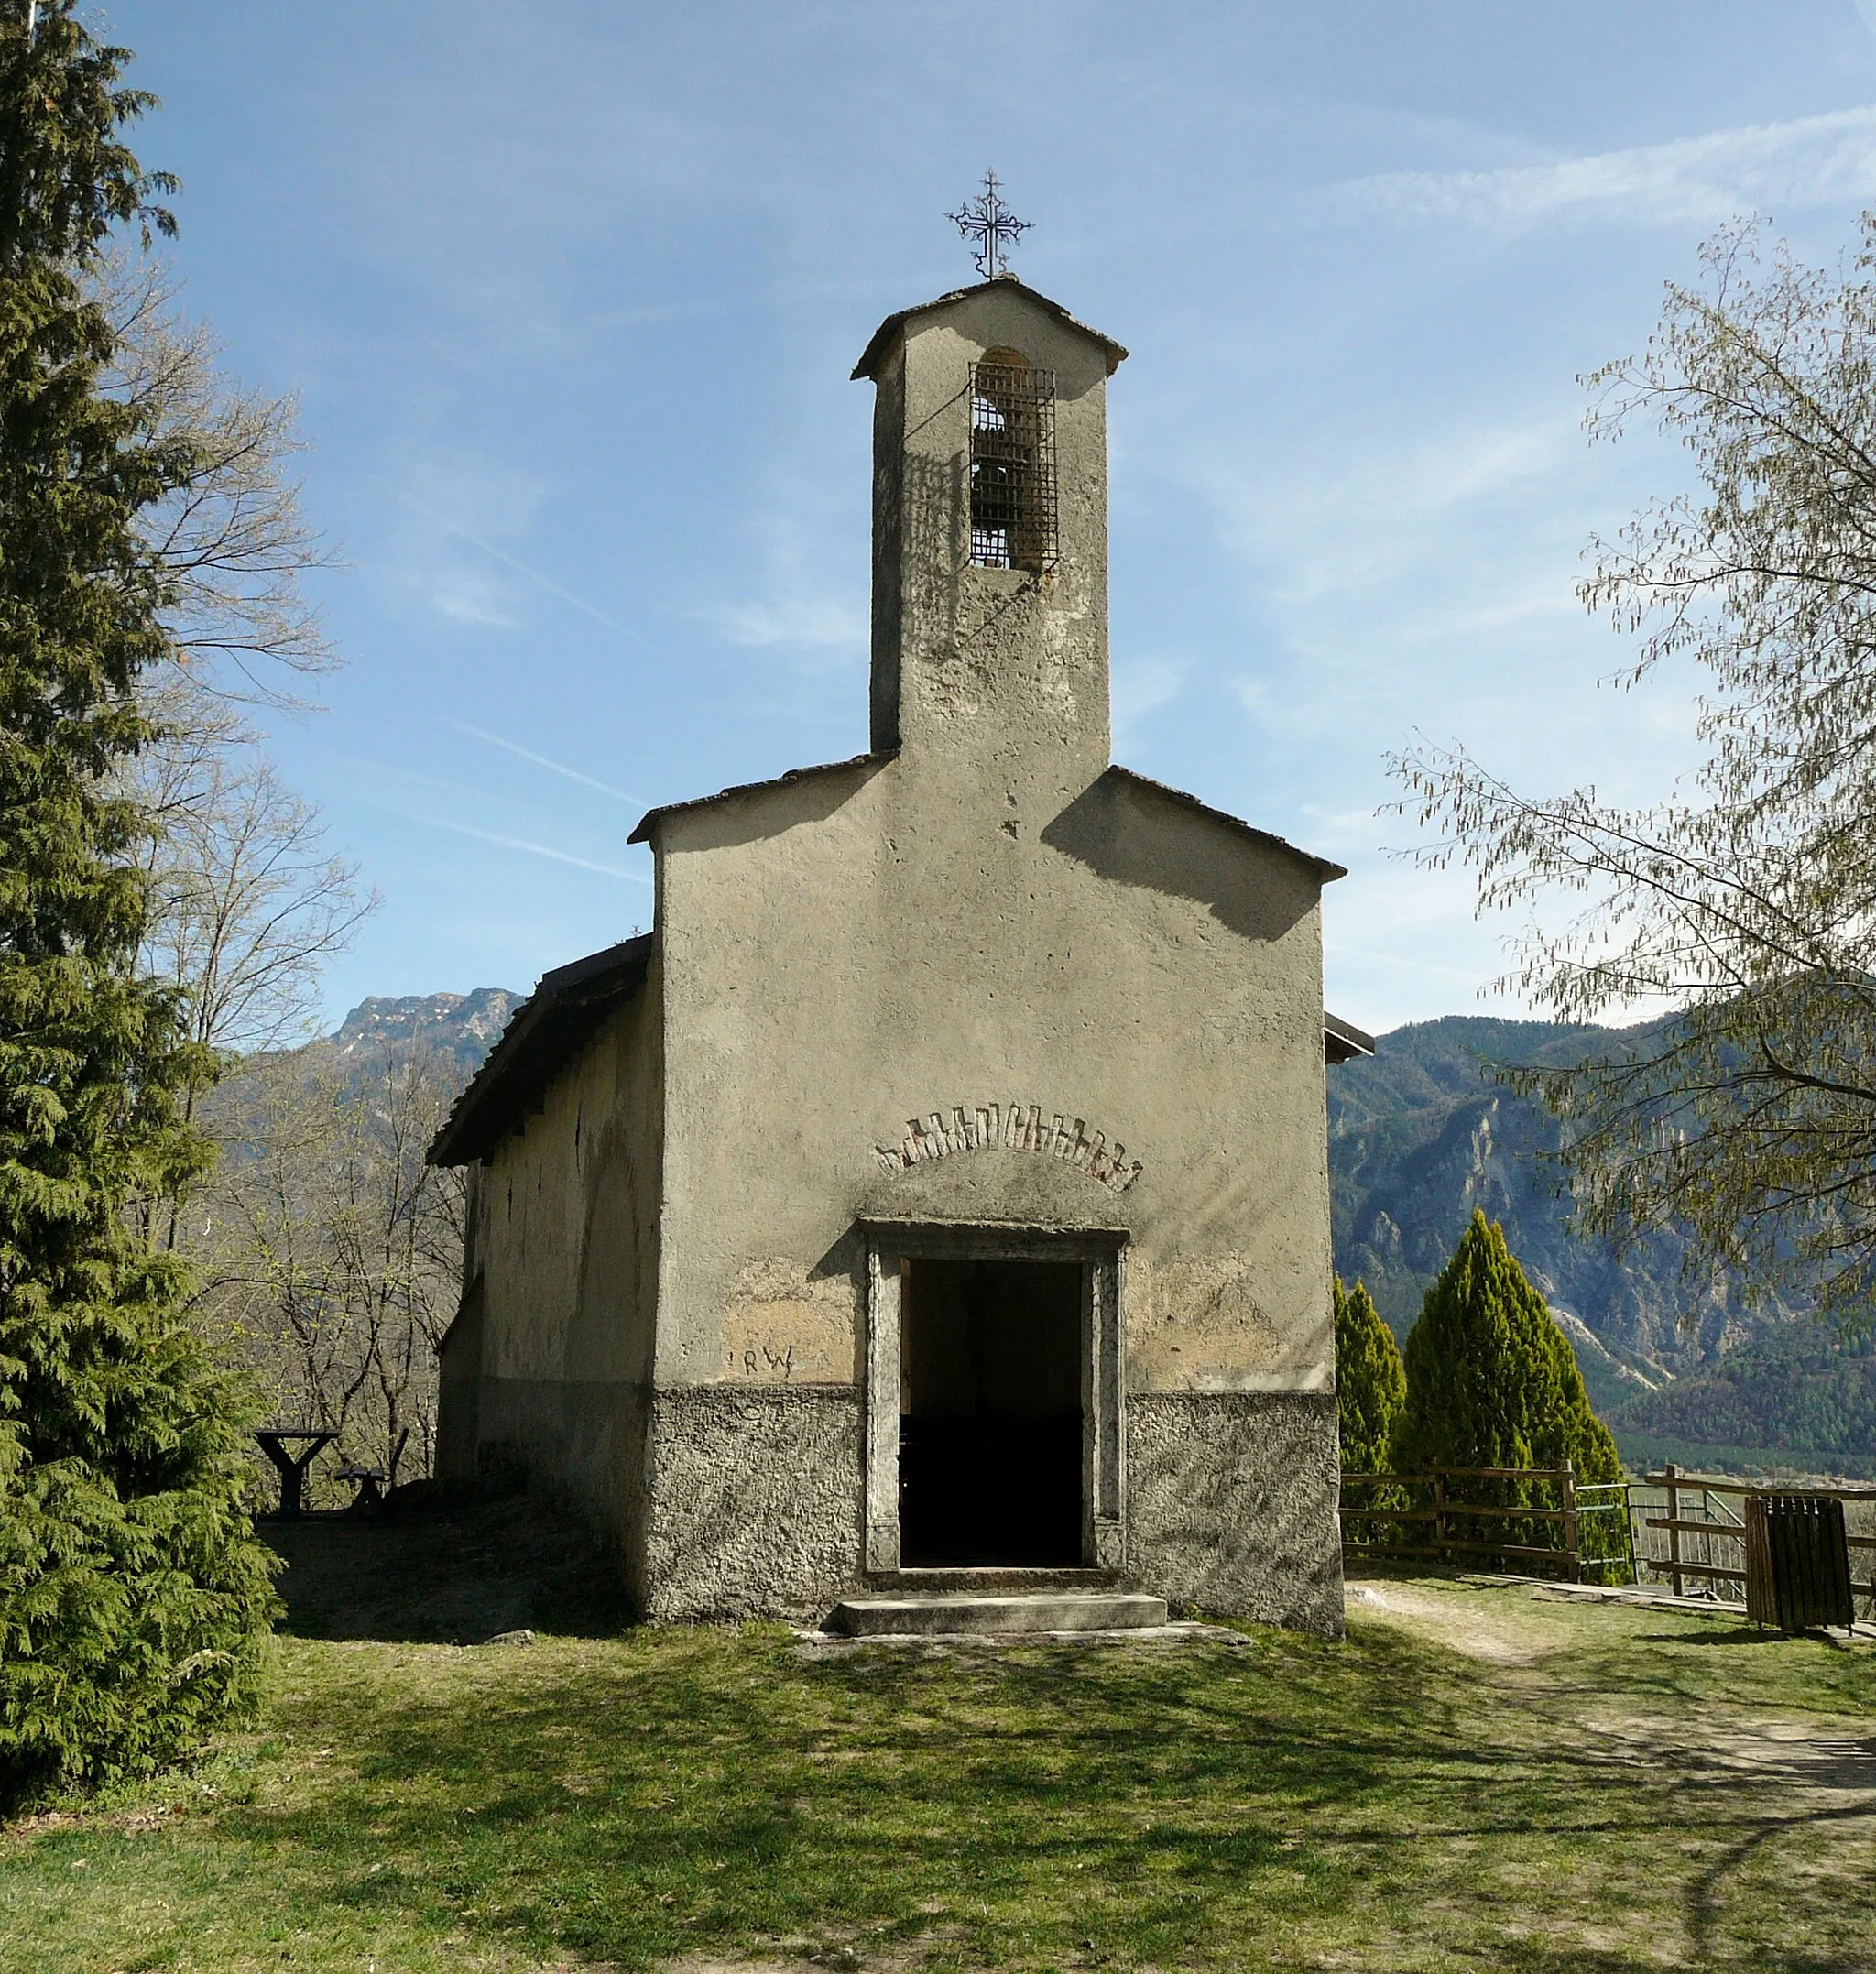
[874,1102,1143,1193]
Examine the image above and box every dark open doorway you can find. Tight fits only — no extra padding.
[898,1256,1083,1566]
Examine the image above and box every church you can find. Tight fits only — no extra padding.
[428,267,1370,1636]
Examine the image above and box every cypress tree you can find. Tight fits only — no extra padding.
[1395,1211,1624,1566]
[1333,1275,1404,1474]
[0,1,275,1809]
[1396,1210,1621,1480]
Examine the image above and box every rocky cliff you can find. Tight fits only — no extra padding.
[330,987,523,1071]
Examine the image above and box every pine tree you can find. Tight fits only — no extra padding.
[1395,1210,1626,1569]
[0,1,275,1810]
[1333,1275,1404,1475]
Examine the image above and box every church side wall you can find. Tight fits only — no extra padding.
[469,970,664,1587]
[641,763,1342,1630]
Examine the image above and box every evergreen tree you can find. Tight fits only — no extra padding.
[0,1,275,1809]
[1395,1211,1626,1569]
[1397,1210,1621,1478]
[1334,1275,1404,1474]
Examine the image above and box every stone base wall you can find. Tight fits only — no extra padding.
[640,1386,864,1622]
[1126,1391,1344,1636]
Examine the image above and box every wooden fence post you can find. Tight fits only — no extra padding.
[1560,1459,1579,1584]
[1434,1471,1446,1562]
[1665,1463,1683,1598]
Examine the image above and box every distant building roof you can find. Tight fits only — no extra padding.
[852,275,1129,382]
[427,933,654,1167]
[1324,1011,1376,1064]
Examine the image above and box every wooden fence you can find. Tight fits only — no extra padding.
[1339,1464,1633,1583]
[1343,1462,1876,1625]
[1634,1465,1876,1615]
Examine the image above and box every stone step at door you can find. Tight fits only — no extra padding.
[826,1590,1170,1637]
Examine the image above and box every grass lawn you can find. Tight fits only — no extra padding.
[2,1501,1872,1973]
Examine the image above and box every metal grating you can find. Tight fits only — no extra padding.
[969,361,1058,572]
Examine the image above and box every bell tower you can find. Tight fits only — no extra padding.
[852,278,1128,802]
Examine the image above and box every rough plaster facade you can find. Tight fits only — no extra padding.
[431,276,1352,1634]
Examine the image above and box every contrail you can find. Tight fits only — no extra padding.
[381,480,659,648]
[449,720,639,803]
[426,817,653,883]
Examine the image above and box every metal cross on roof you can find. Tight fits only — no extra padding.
[947,171,1031,282]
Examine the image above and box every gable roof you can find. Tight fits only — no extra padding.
[1107,766,1347,883]
[627,750,893,845]
[427,933,654,1167]
[852,276,1129,382]
[627,754,1343,882]
[442,764,1354,1165]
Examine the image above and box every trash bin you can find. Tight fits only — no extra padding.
[1745,1493,1853,1632]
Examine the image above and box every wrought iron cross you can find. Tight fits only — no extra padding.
[947,171,1031,281]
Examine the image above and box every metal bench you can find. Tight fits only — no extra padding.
[333,1464,387,1512]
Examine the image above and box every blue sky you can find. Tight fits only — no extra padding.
[114,2,1876,1034]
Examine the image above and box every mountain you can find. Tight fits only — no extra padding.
[329,988,523,1072]
[1608,1323,1876,1482]
[1329,1015,1859,1472]
[1329,1018,1750,1398]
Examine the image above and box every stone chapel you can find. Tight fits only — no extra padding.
[428,274,1373,1636]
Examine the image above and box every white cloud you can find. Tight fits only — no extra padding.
[713,594,867,651]
[704,475,869,667]
[1112,655,1185,750]
[428,571,525,629]
[1210,412,1587,667]
[1344,104,1876,234]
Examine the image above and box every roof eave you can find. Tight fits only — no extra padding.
[1107,766,1347,883]
[1324,1011,1377,1064]
[628,749,895,845]
[426,933,655,1167]
[852,277,1129,383]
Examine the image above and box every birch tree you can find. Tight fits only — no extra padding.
[1397,215,1876,1324]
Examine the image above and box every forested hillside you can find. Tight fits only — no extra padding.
[1327,1018,1765,1398]
[1609,1325,1876,1479]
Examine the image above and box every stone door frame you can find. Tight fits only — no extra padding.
[859,1217,1128,1574]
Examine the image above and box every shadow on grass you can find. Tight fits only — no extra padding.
[1640,1625,1786,1648]
[260,1478,629,1644]
[221,1615,1876,1972]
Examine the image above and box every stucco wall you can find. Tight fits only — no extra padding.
[652,761,1334,1404]
[466,965,663,1574]
[632,283,1339,1626]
